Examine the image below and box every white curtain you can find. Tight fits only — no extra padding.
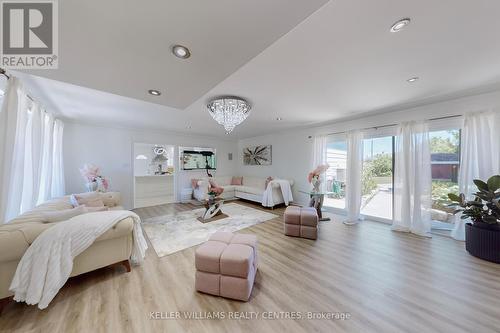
[51,119,65,199]
[452,111,500,240]
[344,130,364,224]
[392,121,432,237]
[311,135,328,192]
[0,77,65,223]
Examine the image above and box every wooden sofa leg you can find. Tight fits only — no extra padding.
[0,296,13,315]
[121,259,131,272]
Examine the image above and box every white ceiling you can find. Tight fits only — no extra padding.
[23,0,328,109]
[14,0,500,138]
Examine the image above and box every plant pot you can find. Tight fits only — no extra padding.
[465,223,500,264]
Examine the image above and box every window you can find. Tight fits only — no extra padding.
[324,139,347,209]
[322,125,462,230]
[430,129,460,228]
[361,136,394,220]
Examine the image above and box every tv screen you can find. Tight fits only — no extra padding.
[182,150,216,170]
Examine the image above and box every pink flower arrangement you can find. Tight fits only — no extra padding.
[80,163,99,183]
[307,164,330,183]
[80,163,109,192]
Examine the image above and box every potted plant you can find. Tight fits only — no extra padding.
[448,175,500,263]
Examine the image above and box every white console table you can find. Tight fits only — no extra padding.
[134,174,174,208]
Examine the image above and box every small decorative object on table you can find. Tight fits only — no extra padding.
[305,164,331,221]
[79,163,109,193]
[448,175,500,263]
[308,164,330,193]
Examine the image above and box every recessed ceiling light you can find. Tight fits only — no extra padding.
[148,89,161,96]
[172,45,191,59]
[276,117,282,121]
[390,18,411,32]
[407,77,419,83]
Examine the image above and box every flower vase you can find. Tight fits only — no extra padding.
[86,182,98,192]
[96,177,106,192]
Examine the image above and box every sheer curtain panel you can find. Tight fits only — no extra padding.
[311,135,328,192]
[392,121,432,237]
[0,77,65,223]
[344,130,364,224]
[452,111,500,240]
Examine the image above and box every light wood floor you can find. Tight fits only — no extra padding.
[1,201,500,333]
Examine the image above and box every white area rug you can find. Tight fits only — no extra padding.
[142,203,278,257]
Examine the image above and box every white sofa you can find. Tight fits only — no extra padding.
[193,176,294,207]
[0,192,134,307]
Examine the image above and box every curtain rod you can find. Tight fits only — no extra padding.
[325,114,463,136]
[1,67,40,104]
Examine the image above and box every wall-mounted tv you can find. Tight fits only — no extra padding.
[182,150,216,170]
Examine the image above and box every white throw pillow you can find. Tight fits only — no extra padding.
[99,193,119,207]
[41,206,88,223]
[84,206,108,212]
[70,192,102,207]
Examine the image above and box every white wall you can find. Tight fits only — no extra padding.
[237,90,500,205]
[238,129,313,205]
[64,122,238,209]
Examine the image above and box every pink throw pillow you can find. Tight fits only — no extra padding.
[231,176,243,186]
[212,186,224,195]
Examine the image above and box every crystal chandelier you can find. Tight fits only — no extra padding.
[207,96,251,134]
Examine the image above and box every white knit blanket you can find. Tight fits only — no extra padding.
[9,210,148,309]
[262,179,293,207]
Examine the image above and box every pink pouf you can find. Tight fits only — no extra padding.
[284,206,319,240]
[195,231,258,301]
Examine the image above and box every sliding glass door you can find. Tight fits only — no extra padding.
[323,125,461,231]
[429,129,461,232]
[323,134,394,222]
[324,139,347,209]
[361,136,394,221]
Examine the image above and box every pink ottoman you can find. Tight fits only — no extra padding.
[284,206,318,240]
[195,231,258,301]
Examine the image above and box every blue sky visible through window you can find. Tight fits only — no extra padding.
[363,136,392,159]
[328,137,393,159]
[327,141,347,151]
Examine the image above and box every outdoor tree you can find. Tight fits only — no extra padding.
[369,153,392,177]
[430,130,459,154]
[362,153,392,195]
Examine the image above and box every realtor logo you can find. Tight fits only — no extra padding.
[0,0,58,68]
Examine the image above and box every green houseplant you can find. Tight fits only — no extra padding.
[448,175,500,263]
